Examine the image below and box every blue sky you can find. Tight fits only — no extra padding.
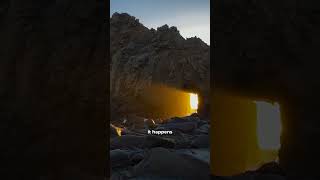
[110,0,210,45]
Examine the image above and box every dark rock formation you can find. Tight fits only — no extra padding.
[0,0,106,179]
[213,0,320,178]
[110,13,210,119]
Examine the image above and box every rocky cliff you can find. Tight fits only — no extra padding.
[213,0,320,177]
[110,13,210,119]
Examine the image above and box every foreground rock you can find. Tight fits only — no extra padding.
[191,135,210,148]
[110,135,175,150]
[131,147,210,179]
[110,114,210,179]
[110,149,144,168]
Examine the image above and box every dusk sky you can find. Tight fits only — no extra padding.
[110,0,210,45]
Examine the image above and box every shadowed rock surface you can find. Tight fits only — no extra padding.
[0,0,107,179]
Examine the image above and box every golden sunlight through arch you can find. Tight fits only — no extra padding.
[190,93,199,112]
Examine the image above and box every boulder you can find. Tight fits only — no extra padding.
[175,148,210,164]
[194,123,210,134]
[144,135,175,149]
[191,135,210,148]
[110,149,132,168]
[110,135,175,150]
[157,121,197,133]
[131,147,210,179]
[110,135,145,150]
[110,149,144,168]
[144,118,157,129]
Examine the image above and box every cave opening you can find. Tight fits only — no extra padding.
[211,94,282,176]
[136,84,200,120]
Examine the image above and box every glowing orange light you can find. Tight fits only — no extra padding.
[190,93,198,111]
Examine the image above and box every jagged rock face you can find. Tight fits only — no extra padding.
[0,1,106,179]
[110,13,210,118]
[214,0,320,177]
